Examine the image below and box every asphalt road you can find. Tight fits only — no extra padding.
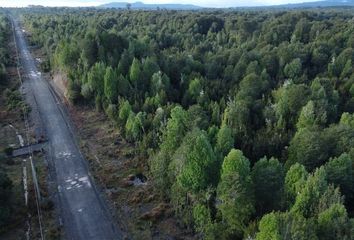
[13,18,122,240]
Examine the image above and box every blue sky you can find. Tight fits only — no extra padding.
[0,0,320,8]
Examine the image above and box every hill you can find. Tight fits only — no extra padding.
[274,0,354,8]
[99,1,203,10]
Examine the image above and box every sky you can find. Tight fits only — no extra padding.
[0,0,321,8]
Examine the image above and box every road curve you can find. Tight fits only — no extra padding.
[13,17,122,240]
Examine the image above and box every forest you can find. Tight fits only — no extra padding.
[0,14,14,230]
[17,8,354,239]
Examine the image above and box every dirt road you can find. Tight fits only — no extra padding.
[13,17,122,240]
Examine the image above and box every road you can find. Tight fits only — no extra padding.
[12,17,122,240]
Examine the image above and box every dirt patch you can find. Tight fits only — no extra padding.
[52,71,68,99]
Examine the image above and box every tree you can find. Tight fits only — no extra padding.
[296,100,317,129]
[125,111,145,142]
[104,66,118,103]
[177,131,216,193]
[284,163,308,206]
[81,82,93,100]
[117,50,133,75]
[310,78,339,124]
[150,71,170,96]
[81,32,98,68]
[129,58,142,97]
[150,106,190,192]
[317,203,352,240]
[118,99,132,125]
[55,41,80,71]
[325,153,354,204]
[160,106,190,153]
[87,62,106,95]
[340,112,354,128]
[142,56,160,90]
[117,74,130,97]
[237,73,268,101]
[187,78,202,104]
[287,128,329,171]
[284,58,302,80]
[217,149,255,237]
[252,157,284,215]
[291,167,328,218]
[215,124,234,157]
[273,83,310,130]
[222,99,250,139]
[193,204,212,235]
[256,211,318,240]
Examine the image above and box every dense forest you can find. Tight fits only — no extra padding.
[0,14,14,229]
[21,8,354,239]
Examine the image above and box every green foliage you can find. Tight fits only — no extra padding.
[284,163,308,206]
[296,100,316,129]
[325,153,354,204]
[217,149,255,237]
[287,128,329,171]
[125,111,145,142]
[317,203,352,240]
[273,83,310,130]
[81,82,93,100]
[160,106,190,154]
[0,170,12,227]
[88,62,106,95]
[284,58,302,80]
[291,167,332,218]
[215,124,234,157]
[193,204,212,234]
[256,211,318,240]
[340,112,354,128]
[187,78,202,104]
[150,106,190,192]
[104,66,118,103]
[118,99,132,125]
[177,131,216,193]
[129,58,142,97]
[252,157,284,215]
[150,71,170,96]
[22,9,354,238]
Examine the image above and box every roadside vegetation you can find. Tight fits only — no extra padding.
[21,8,354,239]
[0,12,59,239]
[0,13,16,232]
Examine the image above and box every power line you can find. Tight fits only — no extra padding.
[10,15,45,240]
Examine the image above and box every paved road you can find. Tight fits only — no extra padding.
[13,18,121,240]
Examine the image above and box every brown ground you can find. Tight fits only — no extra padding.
[67,100,194,239]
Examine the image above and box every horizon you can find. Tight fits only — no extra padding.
[0,0,324,8]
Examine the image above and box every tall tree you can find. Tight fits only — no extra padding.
[217,149,255,237]
[104,66,118,103]
[129,58,142,98]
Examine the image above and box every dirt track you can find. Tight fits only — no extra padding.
[13,17,122,240]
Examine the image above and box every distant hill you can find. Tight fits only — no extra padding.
[99,1,203,10]
[100,0,354,10]
[273,0,354,8]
